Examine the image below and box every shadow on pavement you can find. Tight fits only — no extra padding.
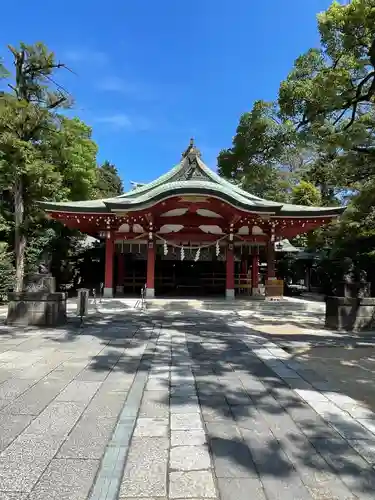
[72,309,375,497]
[2,302,375,497]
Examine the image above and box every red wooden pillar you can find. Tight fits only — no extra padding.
[251,247,259,292]
[226,244,235,299]
[146,241,155,298]
[104,233,114,297]
[266,239,276,280]
[116,251,124,294]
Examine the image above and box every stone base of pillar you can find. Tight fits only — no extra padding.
[145,288,155,298]
[225,289,235,299]
[115,285,123,294]
[103,287,113,298]
[251,287,265,300]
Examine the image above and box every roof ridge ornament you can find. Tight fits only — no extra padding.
[181,138,201,162]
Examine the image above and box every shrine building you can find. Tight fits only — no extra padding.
[39,140,344,299]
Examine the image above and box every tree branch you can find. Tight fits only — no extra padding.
[44,74,71,97]
[7,83,19,98]
[369,37,375,69]
[333,107,349,125]
[343,71,375,129]
[47,96,67,110]
[353,146,375,154]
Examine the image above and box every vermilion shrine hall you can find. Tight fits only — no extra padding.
[40,140,344,299]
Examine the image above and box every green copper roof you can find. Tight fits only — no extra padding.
[39,140,345,217]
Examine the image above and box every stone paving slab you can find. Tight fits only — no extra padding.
[27,458,99,500]
[169,471,216,498]
[84,389,128,419]
[2,310,375,499]
[57,416,117,459]
[0,414,34,452]
[0,320,159,499]
[0,492,29,499]
[2,379,68,415]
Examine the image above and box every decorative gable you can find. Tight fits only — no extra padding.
[174,160,213,182]
[171,138,215,183]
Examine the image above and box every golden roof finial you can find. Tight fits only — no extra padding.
[182,138,201,159]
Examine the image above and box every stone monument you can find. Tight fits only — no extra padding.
[7,264,67,326]
[325,258,375,331]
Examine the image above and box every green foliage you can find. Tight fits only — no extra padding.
[217,1,375,290]
[0,58,8,79]
[0,42,99,291]
[217,100,298,200]
[292,181,322,206]
[275,0,375,228]
[279,0,375,130]
[41,116,98,201]
[0,243,14,300]
[6,42,73,108]
[96,160,123,198]
[277,0,375,286]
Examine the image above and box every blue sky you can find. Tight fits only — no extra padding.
[0,0,333,190]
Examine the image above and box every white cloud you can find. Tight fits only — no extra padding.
[97,76,131,92]
[96,114,132,128]
[63,49,108,65]
[95,114,151,131]
[96,75,155,101]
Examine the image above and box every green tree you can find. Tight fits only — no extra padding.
[217,100,298,200]
[278,0,375,186]
[0,242,14,300]
[42,117,98,200]
[96,160,123,198]
[0,58,8,79]
[291,181,322,206]
[0,42,98,291]
[279,0,375,130]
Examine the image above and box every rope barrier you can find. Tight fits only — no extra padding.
[154,233,228,250]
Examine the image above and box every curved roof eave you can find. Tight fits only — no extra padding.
[279,204,345,217]
[104,181,283,214]
[37,198,113,213]
[37,140,346,219]
[195,157,277,203]
[116,161,187,199]
[38,189,345,218]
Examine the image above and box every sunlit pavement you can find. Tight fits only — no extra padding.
[0,300,375,499]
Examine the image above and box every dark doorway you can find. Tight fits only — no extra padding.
[121,253,147,295]
[155,258,225,297]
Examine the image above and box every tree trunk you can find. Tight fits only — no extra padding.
[14,176,26,292]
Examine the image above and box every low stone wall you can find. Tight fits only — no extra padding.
[325,296,375,331]
[6,292,67,326]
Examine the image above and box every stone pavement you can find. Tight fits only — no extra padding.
[0,310,375,499]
